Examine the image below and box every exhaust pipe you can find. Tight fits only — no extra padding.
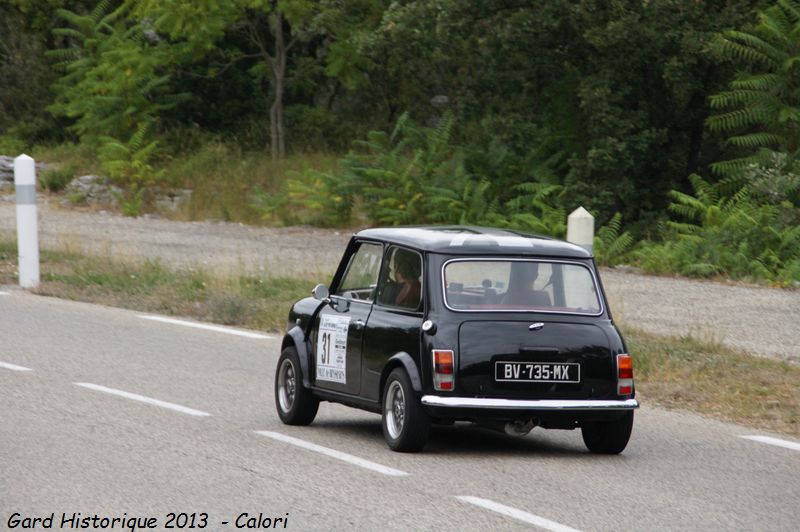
[504,418,539,437]
[478,418,539,437]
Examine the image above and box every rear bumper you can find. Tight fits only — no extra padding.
[421,396,639,411]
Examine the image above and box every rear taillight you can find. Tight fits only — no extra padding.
[617,353,634,395]
[432,349,455,391]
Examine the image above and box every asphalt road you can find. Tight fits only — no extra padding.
[2,290,799,531]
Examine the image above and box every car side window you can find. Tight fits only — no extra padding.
[376,246,423,311]
[335,242,383,301]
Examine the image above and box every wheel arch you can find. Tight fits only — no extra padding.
[379,352,422,403]
[283,326,312,388]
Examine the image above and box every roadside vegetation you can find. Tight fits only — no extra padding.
[0,239,314,332]
[1,238,797,437]
[627,330,799,438]
[1,0,798,286]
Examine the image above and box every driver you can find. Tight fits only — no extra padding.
[393,252,421,309]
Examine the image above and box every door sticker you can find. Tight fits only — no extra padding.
[316,315,350,384]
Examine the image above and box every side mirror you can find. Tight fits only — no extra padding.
[312,284,330,302]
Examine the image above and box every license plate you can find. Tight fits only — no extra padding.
[495,361,580,383]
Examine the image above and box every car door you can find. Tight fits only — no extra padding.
[361,245,425,401]
[312,241,383,396]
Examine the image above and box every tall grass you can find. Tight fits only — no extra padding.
[626,328,799,437]
[30,142,103,177]
[0,238,317,332]
[161,142,339,223]
[23,139,340,223]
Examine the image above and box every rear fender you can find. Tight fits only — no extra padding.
[380,352,422,401]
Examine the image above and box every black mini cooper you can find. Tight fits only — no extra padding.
[274,227,638,453]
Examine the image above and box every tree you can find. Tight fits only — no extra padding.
[0,6,53,137]
[240,2,320,159]
[353,1,766,227]
[707,0,800,177]
[48,1,182,144]
[0,1,92,142]
[134,0,337,158]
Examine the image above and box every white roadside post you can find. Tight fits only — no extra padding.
[566,206,595,309]
[567,206,594,254]
[14,154,40,288]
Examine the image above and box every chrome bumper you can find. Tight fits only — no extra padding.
[421,396,639,411]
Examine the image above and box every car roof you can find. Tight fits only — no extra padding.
[355,226,592,258]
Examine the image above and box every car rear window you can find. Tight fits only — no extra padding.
[443,259,602,315]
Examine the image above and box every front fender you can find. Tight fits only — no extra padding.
[283,326,312,388]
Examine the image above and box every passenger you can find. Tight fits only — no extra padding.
[502,262,550,307]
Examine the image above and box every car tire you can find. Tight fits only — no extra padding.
[382,368,430,452]
[581,411,634,454]
[275,346,319,425]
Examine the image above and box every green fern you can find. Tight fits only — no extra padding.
[594,213,635,266]
[98,122,162,216]
[635,170,800,284]
[708,0,800,174]
[253,113,572,231]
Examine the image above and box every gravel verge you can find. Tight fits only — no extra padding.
[0,197,350,277]
[601,269,799,361]
[1,198,798,361]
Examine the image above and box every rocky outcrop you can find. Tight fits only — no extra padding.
[154,187,192,211]
[62,175,122,207]
[62,175,192,212]
[2,155,190,212]
[0,155,48,191]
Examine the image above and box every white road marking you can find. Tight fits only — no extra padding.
[456,496,583,532]
[0,361,33,372]
[0,290,10,295]
[255,431,408,477]
[740,435,800,452]
[137,315,274,339]
[74,383,211,417]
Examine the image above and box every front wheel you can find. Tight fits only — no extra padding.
[382,368,430,452]
[274,347,319,425]
[581,411,634,454]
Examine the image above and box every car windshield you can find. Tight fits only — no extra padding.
[443,259,602,314]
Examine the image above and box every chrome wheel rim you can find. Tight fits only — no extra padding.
[278,359,296,413]
[385,380,405,439]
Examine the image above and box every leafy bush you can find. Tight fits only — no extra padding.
[48,2,184,145]
[99,124,161,188]
[250,170,349,227]
[635,174,800,284]
[99,123,162,216]
[251,113,464,226]
[0,134,27,155]
[338,112,464,225]
[285,105,353,152]
[502,182,567,237]
[39,163,76,192]
[741,150,800,206]
[256,113,572,235]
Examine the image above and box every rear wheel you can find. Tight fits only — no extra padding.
[275,346,319,425]
[382,368,430,452]
[581,411,634,454]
